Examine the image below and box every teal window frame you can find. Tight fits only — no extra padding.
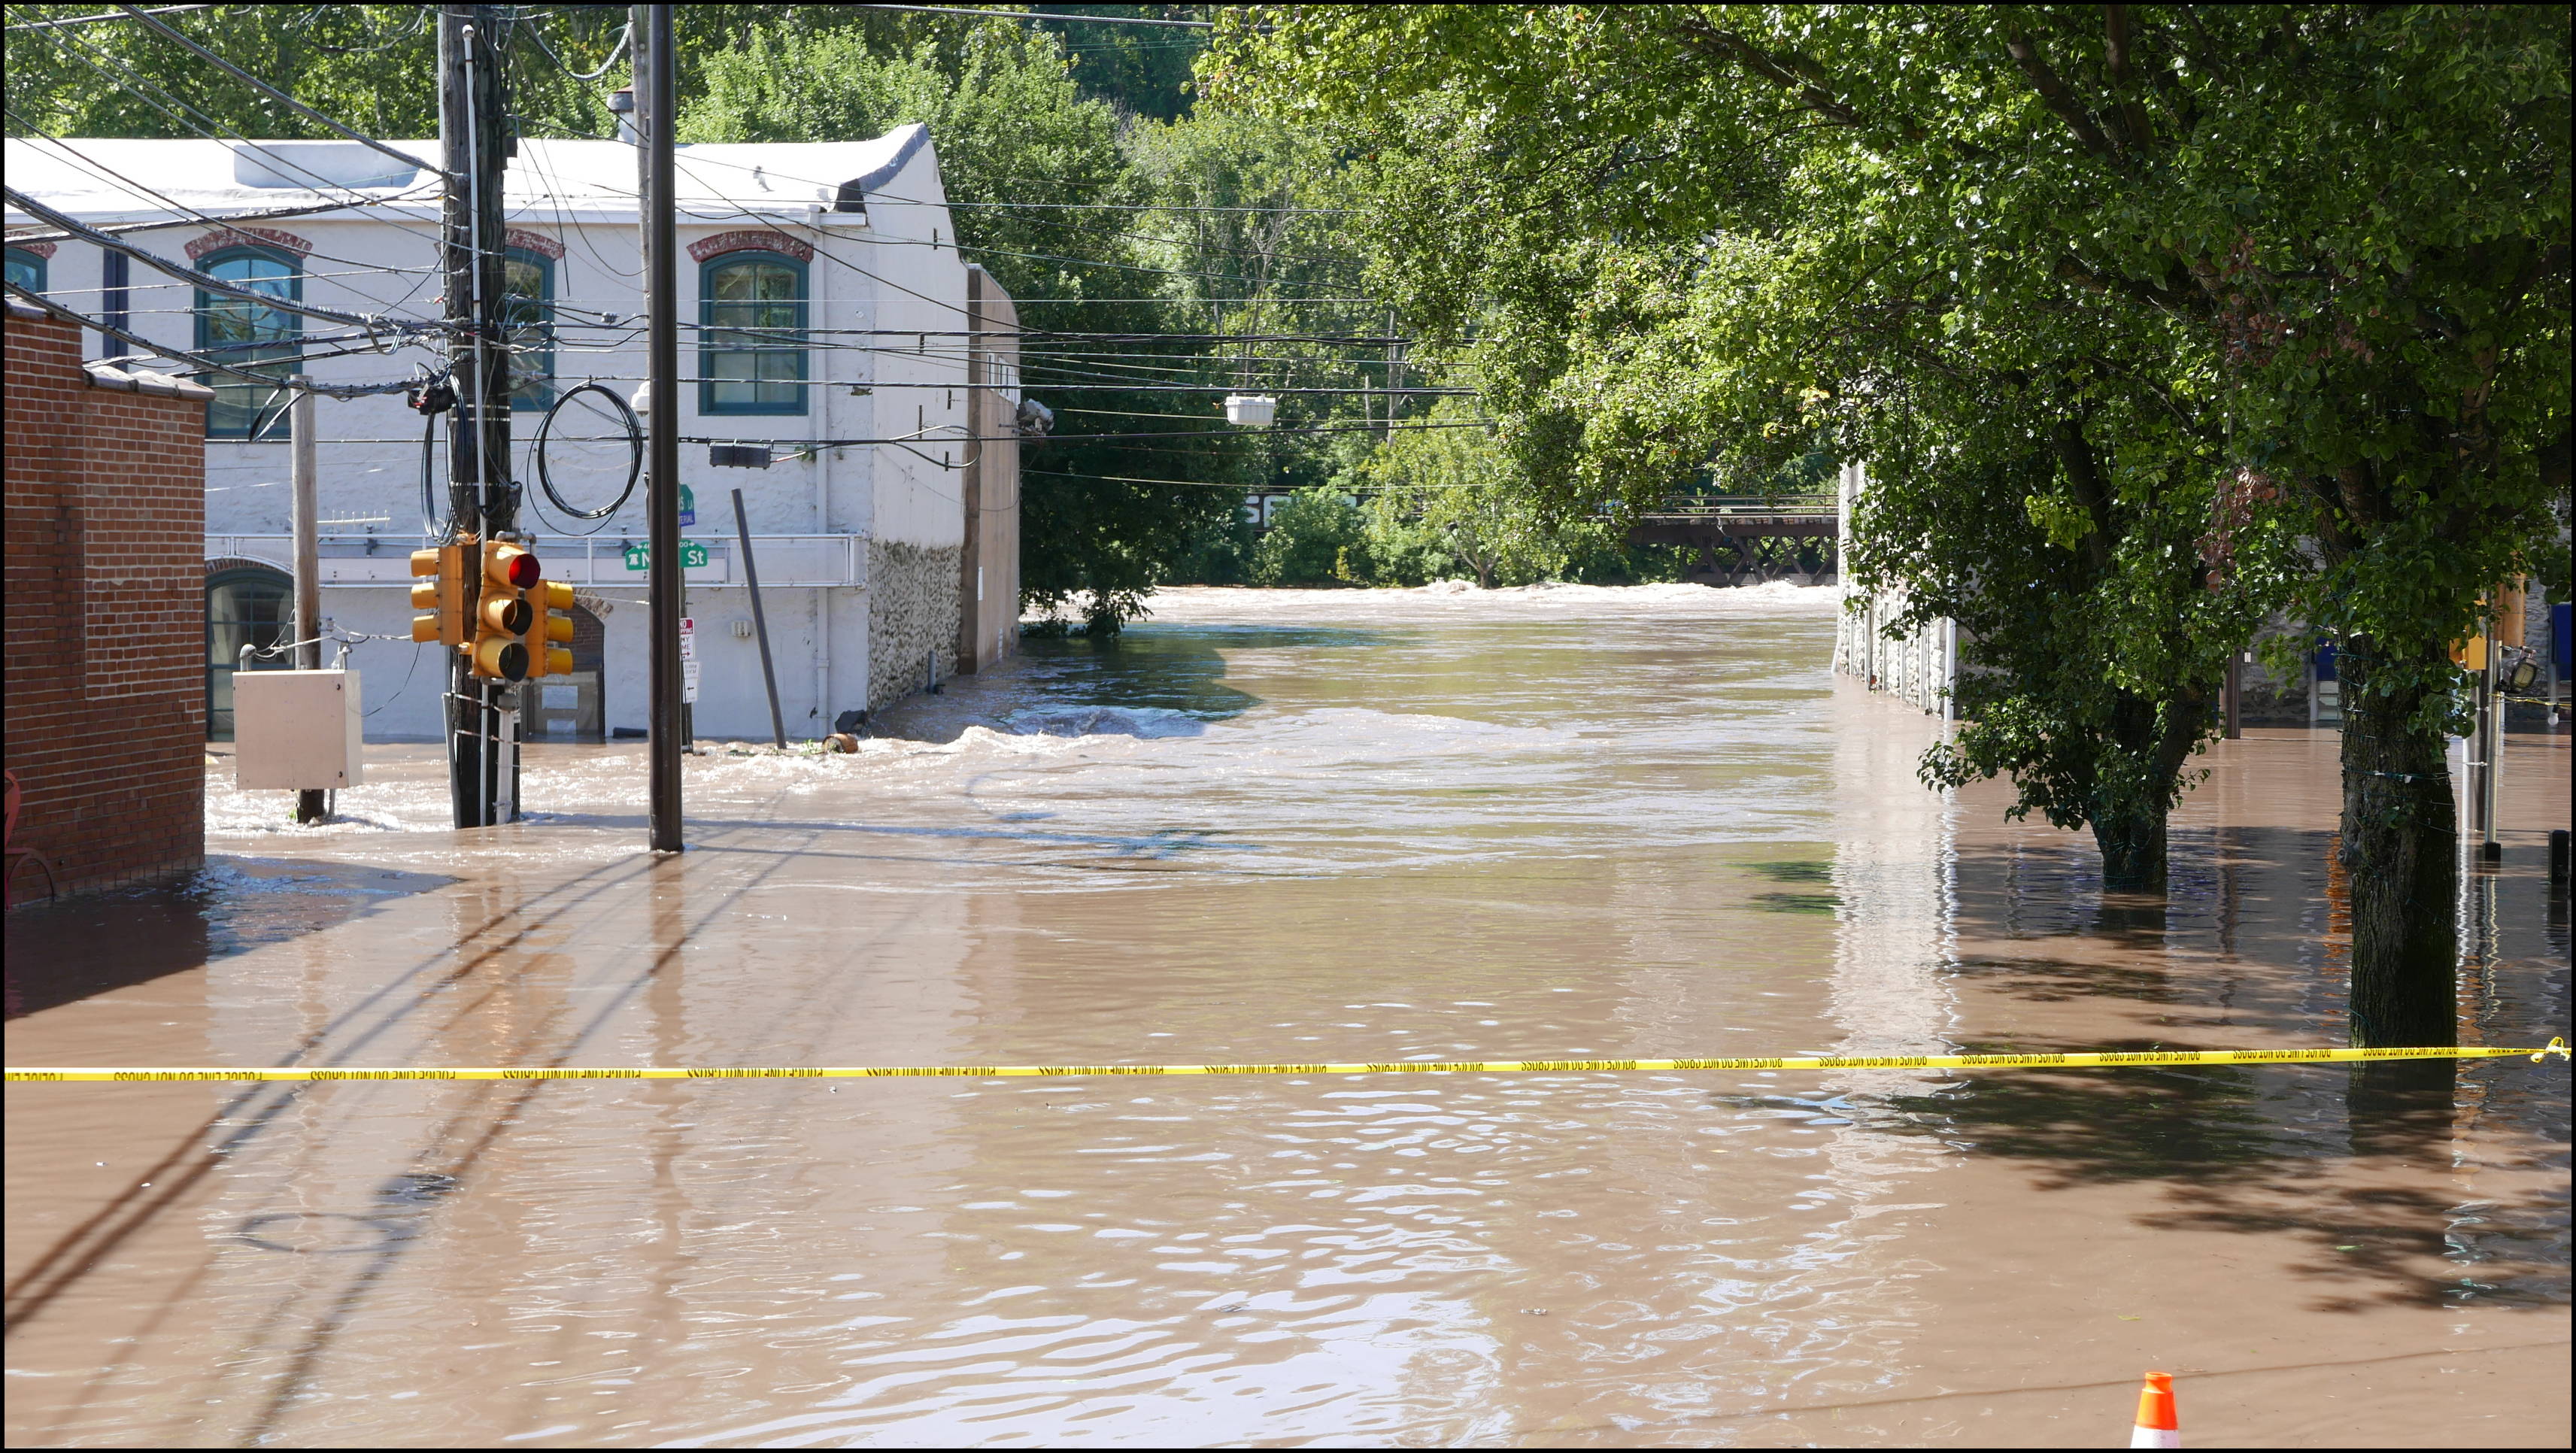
[504,246,555,408]
[4,247,44,295]
[698,250,808,416]
[194,244,302,439]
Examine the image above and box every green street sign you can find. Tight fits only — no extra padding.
[623,540,710,570]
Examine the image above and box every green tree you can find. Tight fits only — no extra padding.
[1035,5,1209,121]
[1249,487,1364,585]
[1217,5,2568,1040]
[1365,402,1563,588]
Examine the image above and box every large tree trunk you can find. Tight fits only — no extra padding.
[2092,802,2168,893]
[2338,645,2458,1048]
[2089,688,2210,894]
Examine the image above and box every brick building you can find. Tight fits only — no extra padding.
[5,296,207,899]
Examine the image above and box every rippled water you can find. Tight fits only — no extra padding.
[6,583,2568,1448]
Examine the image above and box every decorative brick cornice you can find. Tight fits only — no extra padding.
[688,229,812,265]
[7,239,57,259]
[187,226,312,261]
[206,555,290,578]
[505,227,565,260]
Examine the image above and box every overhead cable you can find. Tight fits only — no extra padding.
[108,3,448,180]
[0,191,435,247]
[6,282,420,396]
[5,187,448,341]
[856,3,1213,28]
[521,12,630,81]
[8,126,447,284]
[18,20,454,248]
[3,2,208,31]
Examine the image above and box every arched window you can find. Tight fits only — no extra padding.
[205,562,293,740]
[195,244,302,438]
[504,246,554,407]
[699,250,806,415]
[4,246,45,295]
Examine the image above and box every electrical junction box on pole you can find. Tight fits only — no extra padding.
[234,670,365,790]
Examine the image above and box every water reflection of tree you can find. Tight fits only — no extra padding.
[1882,1059,2277,1185]
[1868,1057,2564,1310]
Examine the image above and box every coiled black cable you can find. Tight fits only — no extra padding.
[535,381,643,522]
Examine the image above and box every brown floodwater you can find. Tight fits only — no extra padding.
[5,583,2568,1448]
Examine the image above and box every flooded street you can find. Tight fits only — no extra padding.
[6,584,2568,1448]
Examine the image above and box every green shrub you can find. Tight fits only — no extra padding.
[1251,489,1369,585]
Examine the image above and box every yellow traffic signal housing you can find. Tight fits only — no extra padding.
[469,540,542,681]
[526,579,578,678]
[408,538,471,646]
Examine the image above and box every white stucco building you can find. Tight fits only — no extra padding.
[5,126,1021,742]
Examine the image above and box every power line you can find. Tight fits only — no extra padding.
[1023,467,1252,489]
[5,281,422,394]
[15,18,456,251]
[518,8,628,82]
[663,148,1370,284]
[5,186,450,340]
[0,190,438,247]
[8,126,448,283]
[682,419,1491,447]
[912,199,1356,214]
[858,4,1215,28]
[3,2,208,32]
[108,3,447,180]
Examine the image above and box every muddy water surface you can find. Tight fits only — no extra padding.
[6,583,2568,1448]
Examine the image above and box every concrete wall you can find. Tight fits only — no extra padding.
[4,301,207,897]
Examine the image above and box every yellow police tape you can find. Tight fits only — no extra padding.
[5,1039,2566,1083]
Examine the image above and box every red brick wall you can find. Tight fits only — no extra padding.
[5,305,207,899]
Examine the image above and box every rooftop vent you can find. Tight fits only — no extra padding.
[232,141,418,191]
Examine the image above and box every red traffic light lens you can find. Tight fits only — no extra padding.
[505,553,541,587]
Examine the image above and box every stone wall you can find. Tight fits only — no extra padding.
[866,538,963,713]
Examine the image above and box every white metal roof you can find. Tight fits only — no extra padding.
[5,125,935,228]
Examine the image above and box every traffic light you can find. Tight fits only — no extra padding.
[409,538,470,646]
[526,578,578,678]
[470,539,541,681]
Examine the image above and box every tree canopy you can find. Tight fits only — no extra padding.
[1214,3,2569,1035]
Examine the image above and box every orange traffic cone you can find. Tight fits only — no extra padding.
[2129,1370,2179,1448]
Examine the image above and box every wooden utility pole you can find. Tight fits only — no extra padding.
[288,377,324,823]
[439,5,516,828]
[1384,308,1400,440]
[639,3,684,852]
